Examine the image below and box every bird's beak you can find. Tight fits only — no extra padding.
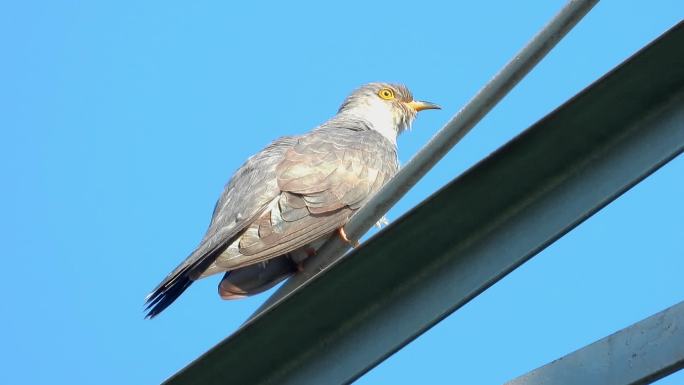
[407,100,441,112]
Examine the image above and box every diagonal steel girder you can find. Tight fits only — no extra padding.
[507,301,684,385]
[164,21,684,385]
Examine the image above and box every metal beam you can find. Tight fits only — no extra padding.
[506,301,684,385]
[163,21,684,385]
[254,0,599,315]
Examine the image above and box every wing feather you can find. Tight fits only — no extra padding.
[209,127,398,272]
[144,136,298,317]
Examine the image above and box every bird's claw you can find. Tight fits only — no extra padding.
[375,215,390,228]
[338,227,360,248]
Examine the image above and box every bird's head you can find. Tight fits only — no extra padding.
[337,82,440,141]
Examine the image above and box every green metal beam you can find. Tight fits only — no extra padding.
[507,301,684,385]
[164,21,684,385]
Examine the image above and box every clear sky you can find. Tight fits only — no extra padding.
[2,1,683,384]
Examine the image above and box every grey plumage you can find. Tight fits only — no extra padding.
[145,82,439,318]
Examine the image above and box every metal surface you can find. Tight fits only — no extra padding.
[164,21,684,385]
[254,0,599,315]
[506,301,684,385]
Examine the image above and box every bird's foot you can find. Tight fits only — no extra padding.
[375,215,390,228]
[338,227,360,248]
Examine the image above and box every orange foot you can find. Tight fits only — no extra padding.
[338,227,360,248]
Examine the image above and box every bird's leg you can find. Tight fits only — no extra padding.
[338,227,360,248]
[293,247,318,272]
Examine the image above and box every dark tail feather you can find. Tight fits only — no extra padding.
[145,241,231,319]
[144,271,194,319]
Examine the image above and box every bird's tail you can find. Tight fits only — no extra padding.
[144,244,226,318]
[144,265,195,319]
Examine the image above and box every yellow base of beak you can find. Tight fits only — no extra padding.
[408,100,441,112]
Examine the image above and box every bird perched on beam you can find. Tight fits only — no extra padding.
[145,82,439,318]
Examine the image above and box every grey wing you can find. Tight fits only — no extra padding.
[206,128,399,272]
[144,135,298,318]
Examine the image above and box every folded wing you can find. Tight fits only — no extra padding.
[205,128,398,272]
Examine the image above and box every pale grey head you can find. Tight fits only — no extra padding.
[336,82,440,142]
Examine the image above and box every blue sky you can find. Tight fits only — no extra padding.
[2,1,683,384]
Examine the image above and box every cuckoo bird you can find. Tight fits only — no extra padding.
[145,83,439,318]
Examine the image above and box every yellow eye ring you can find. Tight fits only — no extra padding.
[378,88,395,100]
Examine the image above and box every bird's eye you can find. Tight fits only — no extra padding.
[378,88,395,100]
